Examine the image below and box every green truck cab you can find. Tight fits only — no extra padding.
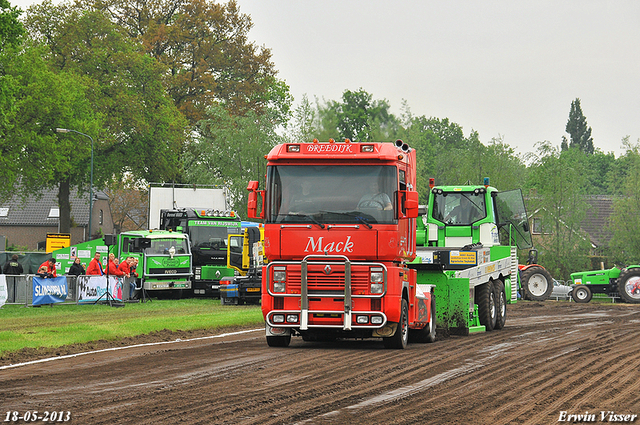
[118,230,192,293]
[409,179,531,334]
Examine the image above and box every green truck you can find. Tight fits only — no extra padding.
[570,266,640,303]
[409,179,531,334]
[53,230,192,297]
[159,208,241,297]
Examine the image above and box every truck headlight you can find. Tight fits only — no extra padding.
[371,316,383,325]
[272,314,285,323]
[273,268,286,292]
[286,314,299,323]
[370,271,383,283]
[356,315,369,324]
[370,283,383,294]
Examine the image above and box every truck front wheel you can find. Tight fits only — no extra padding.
[266,335,291,347]
[384,299,409,349]
[410,295,437,343]
[616,268,640,304]
[477,282,497,331]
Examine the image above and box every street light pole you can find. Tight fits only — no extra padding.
[55,128,94,242]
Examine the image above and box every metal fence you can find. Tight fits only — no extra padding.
[2,275,139,307]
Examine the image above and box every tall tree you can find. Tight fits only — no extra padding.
[329,88,397,142]
[20,3,187,235]
[286,94,317,143]
[0,0,25,196]
[607,137,640,264]
[182,103,282,214]
[0,0,24,52]
[526,142,591,278]
[562,98,594,154]
[86,0,285,125]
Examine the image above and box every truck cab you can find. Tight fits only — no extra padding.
[248,139,430,348]
[119,230,192,295]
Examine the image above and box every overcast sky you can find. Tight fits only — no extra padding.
[12,0,640,157]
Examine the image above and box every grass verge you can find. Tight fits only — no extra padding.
[0,298,263,356]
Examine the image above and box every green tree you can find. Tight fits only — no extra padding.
[86,0,286,125]
[562,98,594,154]
[0,0,25,194]
[330,88,397,142]
[607,138,640,264]
[20,3,187,235]
[0,0,24,52]
[286,94,317,143]
[526,142,591,278]
[182,104,282,214]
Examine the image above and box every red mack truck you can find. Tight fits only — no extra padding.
[247,139,435,348]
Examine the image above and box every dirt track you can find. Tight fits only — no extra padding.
[1,301,640,424]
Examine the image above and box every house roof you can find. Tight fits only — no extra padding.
[0,188,107,226]
[582,195,614,247]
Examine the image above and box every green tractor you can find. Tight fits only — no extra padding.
[570,265,640,304]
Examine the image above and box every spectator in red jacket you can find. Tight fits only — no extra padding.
[107,253,125,277]
[38,258,57,278]
[119,257,132,278]
[86,252,104,276]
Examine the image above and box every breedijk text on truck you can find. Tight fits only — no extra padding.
[247,139,433,348]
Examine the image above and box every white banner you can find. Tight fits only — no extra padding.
[0,275,7,308]
[77,275,123,303]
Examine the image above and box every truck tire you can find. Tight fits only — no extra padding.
[477,281,497,331]
[616,268,640,304]
[493,279,507,330]
[410,295,436,343]
[521,266,554,301]
[571,285,592,303]
[266,334,291,347]
[384,299,409,349]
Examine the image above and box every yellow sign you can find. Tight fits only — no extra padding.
[449,251,477,265]
[46,233,71,252]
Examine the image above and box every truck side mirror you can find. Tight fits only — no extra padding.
[247,181,264,219]
[399,191,419,219]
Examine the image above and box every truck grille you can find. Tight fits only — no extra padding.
[286,265,370,293]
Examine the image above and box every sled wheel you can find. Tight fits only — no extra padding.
[616,268,640,304]
[477,281,497,331]
[493,279,507,330]
[571,285,592,303]
[521,266,553,301]
[384,299,409,349]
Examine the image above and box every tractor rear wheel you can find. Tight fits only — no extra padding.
[616,268,640,304]
[571,285,592,303]
[493,279,507,330]
[521,266,553,301]
[477,281,497,331]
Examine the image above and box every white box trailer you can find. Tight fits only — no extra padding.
[148,184,229,229]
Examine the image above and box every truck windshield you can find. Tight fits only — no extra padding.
[432,192,486,225]
[266,165,397,225]
[145,238,190,255]
[188,226,231,251]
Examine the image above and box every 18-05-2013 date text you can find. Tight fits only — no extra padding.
[4,411,71,422]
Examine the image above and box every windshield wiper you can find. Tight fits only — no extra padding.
[282,213,325,229]
[319,211,373,229]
